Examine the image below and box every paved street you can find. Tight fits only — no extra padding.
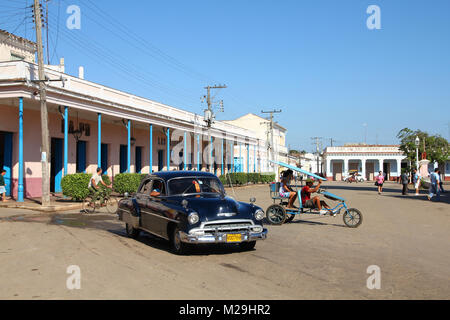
[0,182,449,300]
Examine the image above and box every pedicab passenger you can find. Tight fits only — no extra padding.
[301,178,334,216]
[279,169,298,209]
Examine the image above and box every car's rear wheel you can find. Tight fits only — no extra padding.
[171,226,191,255]
[125,223,140,239]
[239,241,256,251]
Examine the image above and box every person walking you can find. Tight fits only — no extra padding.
[412,168,421,196]
[438,170,445,193]
[0,169,7,202]
[427,168,440,201]
[376,171,385,195]
[401,170,409,195]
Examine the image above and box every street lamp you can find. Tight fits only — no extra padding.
[415,136,420,169]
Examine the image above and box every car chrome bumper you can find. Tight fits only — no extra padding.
[179,228,268,244]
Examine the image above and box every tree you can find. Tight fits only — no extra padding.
[289,149,306,156]
[397,128,449,168]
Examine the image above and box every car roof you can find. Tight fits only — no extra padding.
[145,171,218,181]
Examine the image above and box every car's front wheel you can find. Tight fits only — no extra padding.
[239,241,256,251]
[171,226,191,255]
[125,223,140,239]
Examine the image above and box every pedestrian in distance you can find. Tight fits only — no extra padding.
[401,170,409,195]
[427,168,441,201]
[375,171,385,195]
[412,168,421,196]
[438,170,445,193]
[0,169,7,202]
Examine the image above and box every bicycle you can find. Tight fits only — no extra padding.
[82,188,118,214]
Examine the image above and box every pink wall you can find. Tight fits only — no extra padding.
[1,102,229,199]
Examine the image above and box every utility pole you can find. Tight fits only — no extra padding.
[33,0,51,206]
[203,85,227,173]
[329,138,337,147]
[311,137,323,174]
[363,123,368,144]
[261,109,282,175]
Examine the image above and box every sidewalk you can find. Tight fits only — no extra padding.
[0,194,82,213]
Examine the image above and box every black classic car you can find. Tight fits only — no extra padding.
[117,171,268,254]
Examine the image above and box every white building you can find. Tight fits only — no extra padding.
[324,145,407,181]
[223,113,288,174]
[298,152,324,175]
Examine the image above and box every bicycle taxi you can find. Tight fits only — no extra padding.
[266,161,363,228]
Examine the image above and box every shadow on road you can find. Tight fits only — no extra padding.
[108,228,255,256]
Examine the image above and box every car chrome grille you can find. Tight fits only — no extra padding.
[202,221,253,234]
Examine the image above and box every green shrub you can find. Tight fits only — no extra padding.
[61,173,111,201]
[260,173,276,184]
[113,173,147,195]
[219,172,276,187]
[219,175,227,186]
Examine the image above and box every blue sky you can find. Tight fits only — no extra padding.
[2,0,449,152]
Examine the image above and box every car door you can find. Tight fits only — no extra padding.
[135,179,151,226]
[141,179,169,239]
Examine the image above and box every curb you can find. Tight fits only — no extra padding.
[0,203,83,213]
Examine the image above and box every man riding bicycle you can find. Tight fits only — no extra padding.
[88,167,112,205]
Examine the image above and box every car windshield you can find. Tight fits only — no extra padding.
[168,177,225,196]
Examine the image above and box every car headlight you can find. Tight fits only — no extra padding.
[254,209,265,221]
[188,212,199,225]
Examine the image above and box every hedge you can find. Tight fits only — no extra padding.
[61,173,111,201]
[219,173,276,187]
[113,173,147,195]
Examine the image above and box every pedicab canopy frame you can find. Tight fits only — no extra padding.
[267,160,362,227]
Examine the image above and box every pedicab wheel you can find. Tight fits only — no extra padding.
[266,204,286,225]
[239,241,256,251]
[285,213,296,223]
[105,197,118,214]
[343,208,363,228]
[82,196,96,214]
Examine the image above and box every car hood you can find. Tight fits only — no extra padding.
[181,194,254,222]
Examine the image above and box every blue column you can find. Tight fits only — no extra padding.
[184,132,187,170]
[247,144,250,173]
[221,139,224,175]
[64,107,68,177]
[127,120,131,173]
[197,135,200,171]
[239,143,242,172]
[18,97,24,202]
[149,124,153,174]
[210,136,213,173]
[231,142,234,173]
[97,113,102,168]
[166,128,170,171]
[254,144,256,173]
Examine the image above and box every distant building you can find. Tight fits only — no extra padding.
[323,145,407,181]
[298,152,324,175]
[0,30,36,63]
[223,113,288,174]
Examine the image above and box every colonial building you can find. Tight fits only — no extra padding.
[223,113,288,174]
[0,31,265,200]
[323,145,407,181]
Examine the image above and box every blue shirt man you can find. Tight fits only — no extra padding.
[428,169,441,201]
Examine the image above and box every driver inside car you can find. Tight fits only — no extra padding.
[301,178,335,216]
[150,181,162,197]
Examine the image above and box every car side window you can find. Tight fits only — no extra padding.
[140,179,152,194]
